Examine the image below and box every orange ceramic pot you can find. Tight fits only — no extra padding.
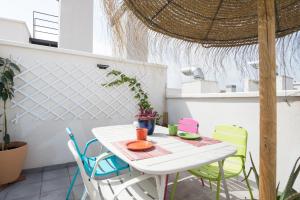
[136,128,148,140]
[0,142,27,185]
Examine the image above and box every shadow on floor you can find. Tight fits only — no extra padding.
[0,165,258,200]
[166,171,258,200]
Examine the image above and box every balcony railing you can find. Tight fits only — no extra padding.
[33,11,59,39]
[30,11,59,47]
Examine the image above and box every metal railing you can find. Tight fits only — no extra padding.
[33,11,59,39]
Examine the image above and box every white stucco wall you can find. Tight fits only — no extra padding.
[167,91,300,189]
[59,0,93,52]
[0,17,30,43]
[0,40,166,169]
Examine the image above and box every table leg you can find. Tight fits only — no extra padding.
[218,161,230,200]
[164,175,169,200]
[155,175,168,200]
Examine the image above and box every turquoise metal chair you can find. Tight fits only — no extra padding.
[66,128,130,200]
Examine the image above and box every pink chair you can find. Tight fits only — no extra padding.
[178,118,199,133]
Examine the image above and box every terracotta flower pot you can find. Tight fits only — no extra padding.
[0,142,27,185]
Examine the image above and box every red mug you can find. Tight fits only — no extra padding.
[136,128,148,140]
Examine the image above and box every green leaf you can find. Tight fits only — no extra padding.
[280,156,300,200]
[0,58,4,66]
[249,153,259,188]
[286,193,300,200]
[4,70,13,81]
[1,76,7,84]
[8,92,13,100]
[0,82,4,90]
[3,133,10,145]
[2,92,8,101]
[10,62,20,72]
[101,69,156,116]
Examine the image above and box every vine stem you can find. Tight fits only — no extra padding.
[102,70,152,110]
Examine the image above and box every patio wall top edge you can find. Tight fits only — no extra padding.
[0,39,167,69]
[166,90,300,99]
[0,17,30,27]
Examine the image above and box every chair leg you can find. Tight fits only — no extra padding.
[170,172,180,200]
[209,179,213,191]
[200,178,205,187]
[242,167,254,200]
[81,188,88,200]
[216,176,221,200]
[66,167,79,200]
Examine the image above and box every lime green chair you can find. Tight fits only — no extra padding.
[171,125,254,200]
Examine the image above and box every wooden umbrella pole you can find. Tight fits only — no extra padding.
[258,0,277,199]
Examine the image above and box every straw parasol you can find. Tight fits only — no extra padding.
[104,1,300,199]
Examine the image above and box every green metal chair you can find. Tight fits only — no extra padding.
[171,125,254,200]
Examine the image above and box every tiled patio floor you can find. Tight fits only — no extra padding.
[0,163,258,200]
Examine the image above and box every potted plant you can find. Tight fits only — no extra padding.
[135,106,158,135]
[102,70,159,135]
[0,57,27,186]
[246,153,300,200]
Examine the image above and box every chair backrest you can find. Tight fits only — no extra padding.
[213,125,248,172]
[178,118,199,133]
[66,128,94,177]
[66,128,82,157]
[213,125,248,157]
[68,140,101,200]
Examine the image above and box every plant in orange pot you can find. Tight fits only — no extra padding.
[0,57,27,186]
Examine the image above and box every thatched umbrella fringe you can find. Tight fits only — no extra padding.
[102,1,300,80]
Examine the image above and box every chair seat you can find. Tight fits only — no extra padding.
[189,161,242,181]
[83,155,129,177]
[90,171,159,200]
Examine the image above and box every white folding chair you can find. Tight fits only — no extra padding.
[68,140,159,200]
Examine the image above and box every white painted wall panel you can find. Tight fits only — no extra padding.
[59,0,93,52]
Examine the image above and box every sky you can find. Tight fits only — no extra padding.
[0,0,299,89]
[0,0,59,35]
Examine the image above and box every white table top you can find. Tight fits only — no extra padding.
[92,125,237,175]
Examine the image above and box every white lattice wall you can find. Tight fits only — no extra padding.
[0,40,166,168]
[11,59,151,122]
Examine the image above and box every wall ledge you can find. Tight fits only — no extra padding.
[166,90,300,99]
[0,39,167,69]
[0,17,31,37]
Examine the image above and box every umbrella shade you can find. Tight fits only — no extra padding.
[104,1,300,200]
[124,0,300,47]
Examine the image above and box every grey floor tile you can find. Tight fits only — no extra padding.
[5,182,41,200]
[166,173,258,200]
[43,168,69,181]
[9,194,40,200]
[0,187,8,200]
[40,189,70,200]
[16,173,42,185]
[41,177,70,193]
[23,168,43,174]
[71,184,85,200]
[1,164,258,200]
[67,166,78,176]
[43,164,69,172]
